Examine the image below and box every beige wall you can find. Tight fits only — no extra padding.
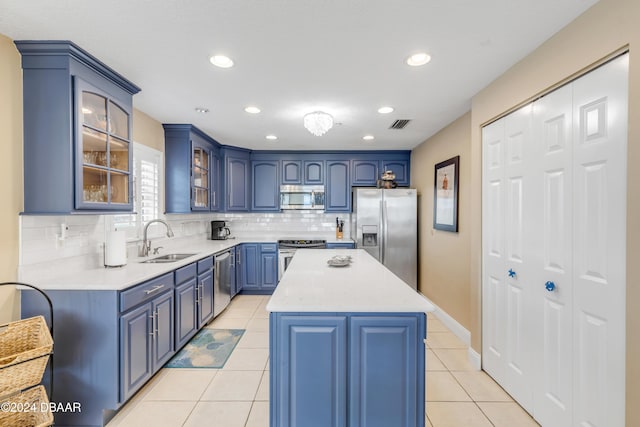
[0,35,23,323]
[412,112,471,331]
[133,109,165,152]
[412,0,640,426]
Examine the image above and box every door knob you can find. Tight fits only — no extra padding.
[545,281,556,292]
[508,269,516,278]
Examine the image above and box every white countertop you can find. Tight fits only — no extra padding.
[266,249,434,313]
[19,235,356,291]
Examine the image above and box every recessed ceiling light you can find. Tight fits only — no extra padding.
[378,106,394,114]
[266,135,278,140]
[195,107,209,114]
[362,135,375,141]
[406,53,431,67]
[244,106,261,114]
[209,55,234,68]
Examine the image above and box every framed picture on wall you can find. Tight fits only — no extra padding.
[433,155,460,232]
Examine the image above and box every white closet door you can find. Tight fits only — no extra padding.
[482,104,535,410]
[502,104,535,410]
[531,83,574,427]
[571,54,627,427]
[482,119,507,386]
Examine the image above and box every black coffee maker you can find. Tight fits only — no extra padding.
[211,221,231,240]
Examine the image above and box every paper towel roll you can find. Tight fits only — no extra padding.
[105,230,127,267]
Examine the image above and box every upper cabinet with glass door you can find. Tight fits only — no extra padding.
[15,40,140,214]
[192,142,210,210]
[76,78,133,210]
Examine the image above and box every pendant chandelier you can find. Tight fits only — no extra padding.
[303,111,333,136]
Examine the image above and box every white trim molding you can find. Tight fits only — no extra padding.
[422,294,481,370]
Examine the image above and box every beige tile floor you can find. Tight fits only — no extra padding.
[107,295,539,427]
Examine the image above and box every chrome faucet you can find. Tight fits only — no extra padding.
[141,219,174,257]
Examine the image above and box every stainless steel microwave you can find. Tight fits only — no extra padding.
[280,185,325,210]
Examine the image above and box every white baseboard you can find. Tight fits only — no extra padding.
[468,347,482,370]
[421,294,481,370]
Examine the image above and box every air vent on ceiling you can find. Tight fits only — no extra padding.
[389,119,411,129]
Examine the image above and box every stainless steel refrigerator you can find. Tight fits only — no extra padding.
[351,188,417,289]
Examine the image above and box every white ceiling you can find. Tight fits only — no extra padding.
[0,0,597,151]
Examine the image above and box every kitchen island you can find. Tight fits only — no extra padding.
[267,249,434,427]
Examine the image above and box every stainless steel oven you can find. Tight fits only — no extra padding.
[278,239,327,281]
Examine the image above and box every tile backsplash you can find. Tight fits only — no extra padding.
[19,211,351,274]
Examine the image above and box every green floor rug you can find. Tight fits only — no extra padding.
[166,329,245,368]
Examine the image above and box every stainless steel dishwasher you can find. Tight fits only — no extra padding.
[214,249,232,317]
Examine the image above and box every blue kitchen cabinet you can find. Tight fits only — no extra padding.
[326,160,351,212]
[120,273,176,402]
[351,160,380,186]
[252,160,280,211]
[304,160,324,184]
[270,312,425,427]
[164,124,222,213]
[237,243,279,294]
[281,159,324,185]
[382,159,410,186]
[349,315,423,427]
[238,243,260,291]
[120,302,154,402]
[326,242,356,249]
[210,148,222,211]
[197,257,215,326]
[229,246,239,297]
[224,147,251,211]
[261,243,279,291]
[16,40,140,214]
[233,246,243,296]
[281,159,303,184]
[174,263,198,348]
[271,315,348,427]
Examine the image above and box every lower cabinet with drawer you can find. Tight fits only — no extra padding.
[120,272,175,402]
[19,253,226,427]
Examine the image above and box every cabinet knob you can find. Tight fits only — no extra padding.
[508,269,516,278]
[545,281,556,292]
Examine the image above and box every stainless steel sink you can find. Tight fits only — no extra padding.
[140,253,197,263]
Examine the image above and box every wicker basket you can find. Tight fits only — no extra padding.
[0,385,53,427]
[0,316,53,397]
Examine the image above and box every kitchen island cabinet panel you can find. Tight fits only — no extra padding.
[272,315,348,427]
[349,315,424,427]
[270,312,425,427]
